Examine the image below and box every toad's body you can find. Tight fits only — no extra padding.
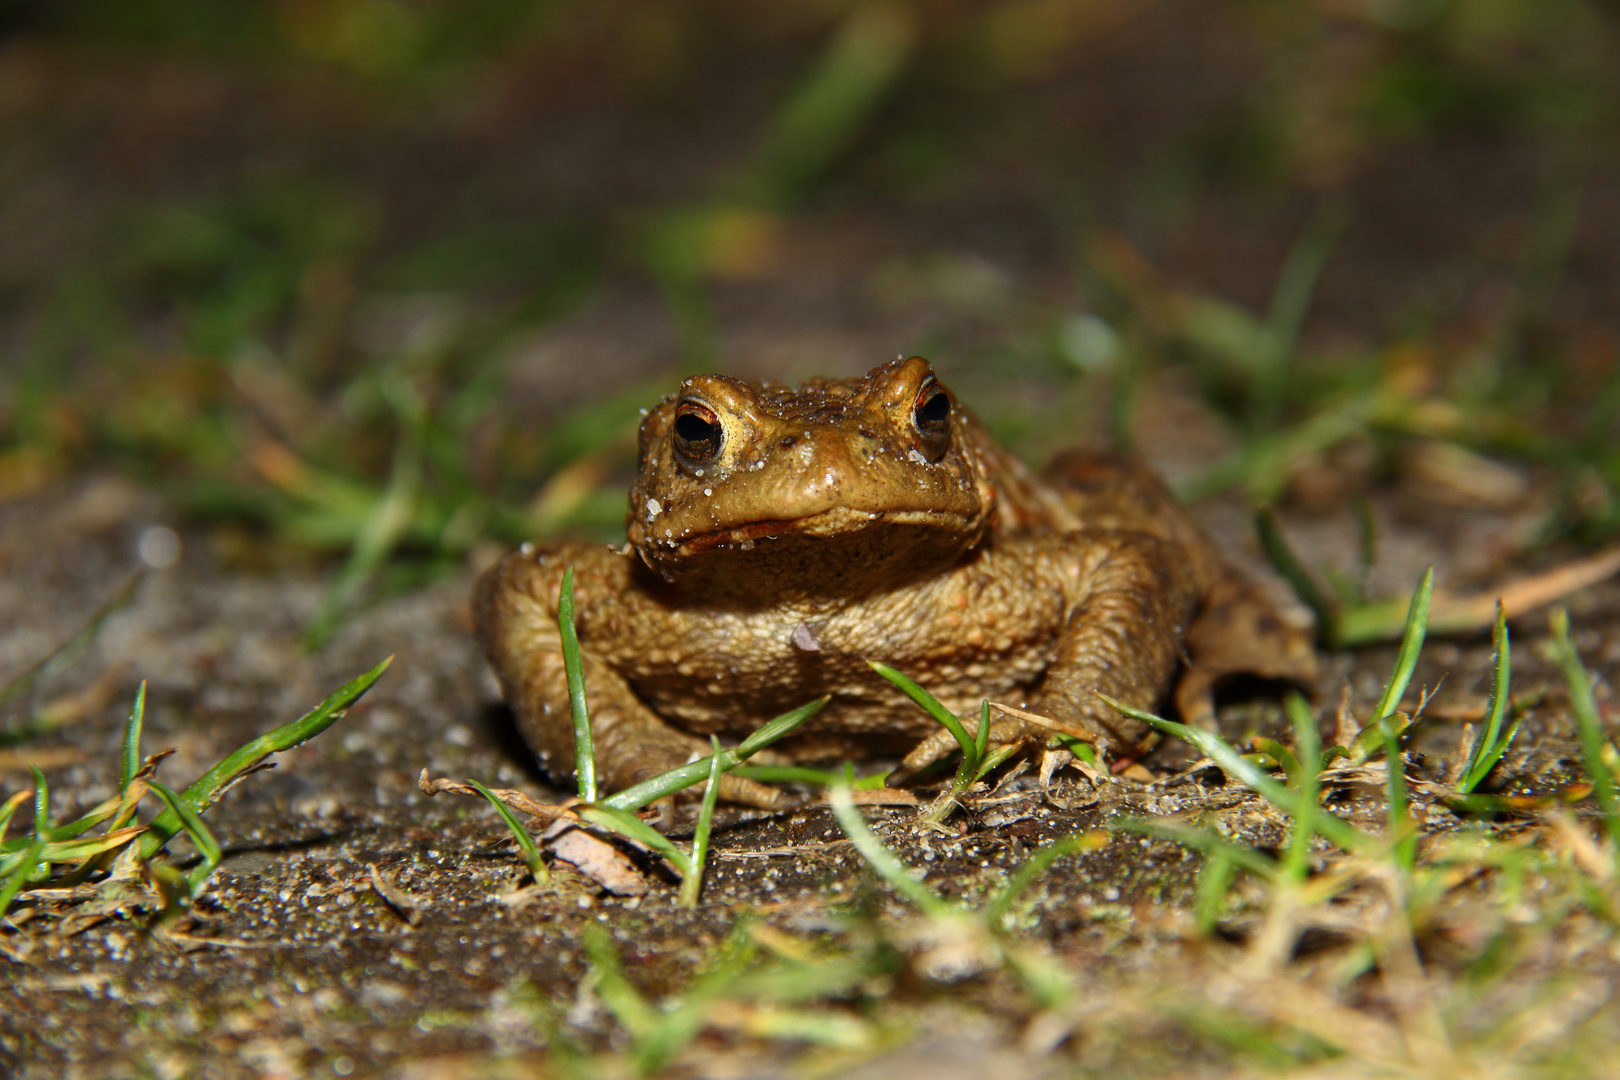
[476,357,1316,805]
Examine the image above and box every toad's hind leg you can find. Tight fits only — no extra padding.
[1174,570,1320,728]
[474,548,785,810]
[1043,450,1317,729]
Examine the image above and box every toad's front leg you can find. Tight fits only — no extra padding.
[898,530,1201,774]
[474,546,784,809]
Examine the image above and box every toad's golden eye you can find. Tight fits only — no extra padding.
[912,379,951,458]
[673,400,724,464]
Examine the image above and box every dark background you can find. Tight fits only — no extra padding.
[1,1,1616,631]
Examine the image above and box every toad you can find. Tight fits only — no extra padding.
[476,356,1316,806]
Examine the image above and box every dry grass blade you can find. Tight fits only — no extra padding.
[987,701,1101,743]
[416,770,574,824]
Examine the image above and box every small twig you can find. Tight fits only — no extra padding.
[987,702,1101,743]
[416,769,576,825]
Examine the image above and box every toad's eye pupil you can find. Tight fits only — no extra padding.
[674,406,723,461]
[914,386,950,434]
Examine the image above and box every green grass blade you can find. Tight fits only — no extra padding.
[120,681,147,796]
[1369,567,1434,727]
[1252,738,1302,788]
[1361,571,1433,870]
[1461,602,1514,793]
[828,784,948,916]
[732,697,828,757]
[303,430,423,649]
[30,765,48,836]
[582,921,659,1041]
[580,805,692,878]
[1,797,121,849]
[1283,692,1321,883]
[137,657,391,859]
[868,661,976,778]
[729,764,888,789]
[1379,711,1416,874]
[0,837,44,918]
[970,741,1022,784]
[743,4,914,206]
[558,565,597,803]
[635,923,758,1074]
[974,699,991,762]
[465,778,548,885]
[986,832,1101,927]
[1195,847,1235,934]
[1461,718,1522,802]
[1256,508,1337,641]
[1095,693,1370,854]
[1549,608,1620,870]
[602,697,827,811]
[1115,818,1282,880]
[1352,496,1378,595]
[0,770,53,903]
[1253,204,1345,432]
[146,779,222,894]
[679,736,724,908]
[0,791,25,845]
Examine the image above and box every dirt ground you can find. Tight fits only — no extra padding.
[3,436,1616,1078]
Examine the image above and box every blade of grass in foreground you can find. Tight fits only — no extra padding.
[602,696,828,811]
[1549,608,1620,873]
[1283,692,1321,883]
[1096,693,1370,855]
[467,778,549,886]
[0,769,50,916]
[985,831,1106,928]
[146,779,223,894]
[730,764,889,789]
[136,656,392,859]
[1459,602,1518,794]
[678,737,725,908]
[827,784,947,916]
[119,682,147,796]
[557,565,597,803]
[1256,508,1337,638]
[868,661,978,782]
[1371,567,1434,727]
[1371,571,1432,871]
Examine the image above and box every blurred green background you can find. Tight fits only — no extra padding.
[1,0,1617,641]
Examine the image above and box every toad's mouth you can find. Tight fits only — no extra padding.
[666,506,975,557]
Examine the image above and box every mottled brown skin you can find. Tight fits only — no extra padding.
[475,357,1316,807]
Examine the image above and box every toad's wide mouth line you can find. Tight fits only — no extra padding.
[663,506,975,556]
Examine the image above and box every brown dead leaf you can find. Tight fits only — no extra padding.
[543,823,647,897]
